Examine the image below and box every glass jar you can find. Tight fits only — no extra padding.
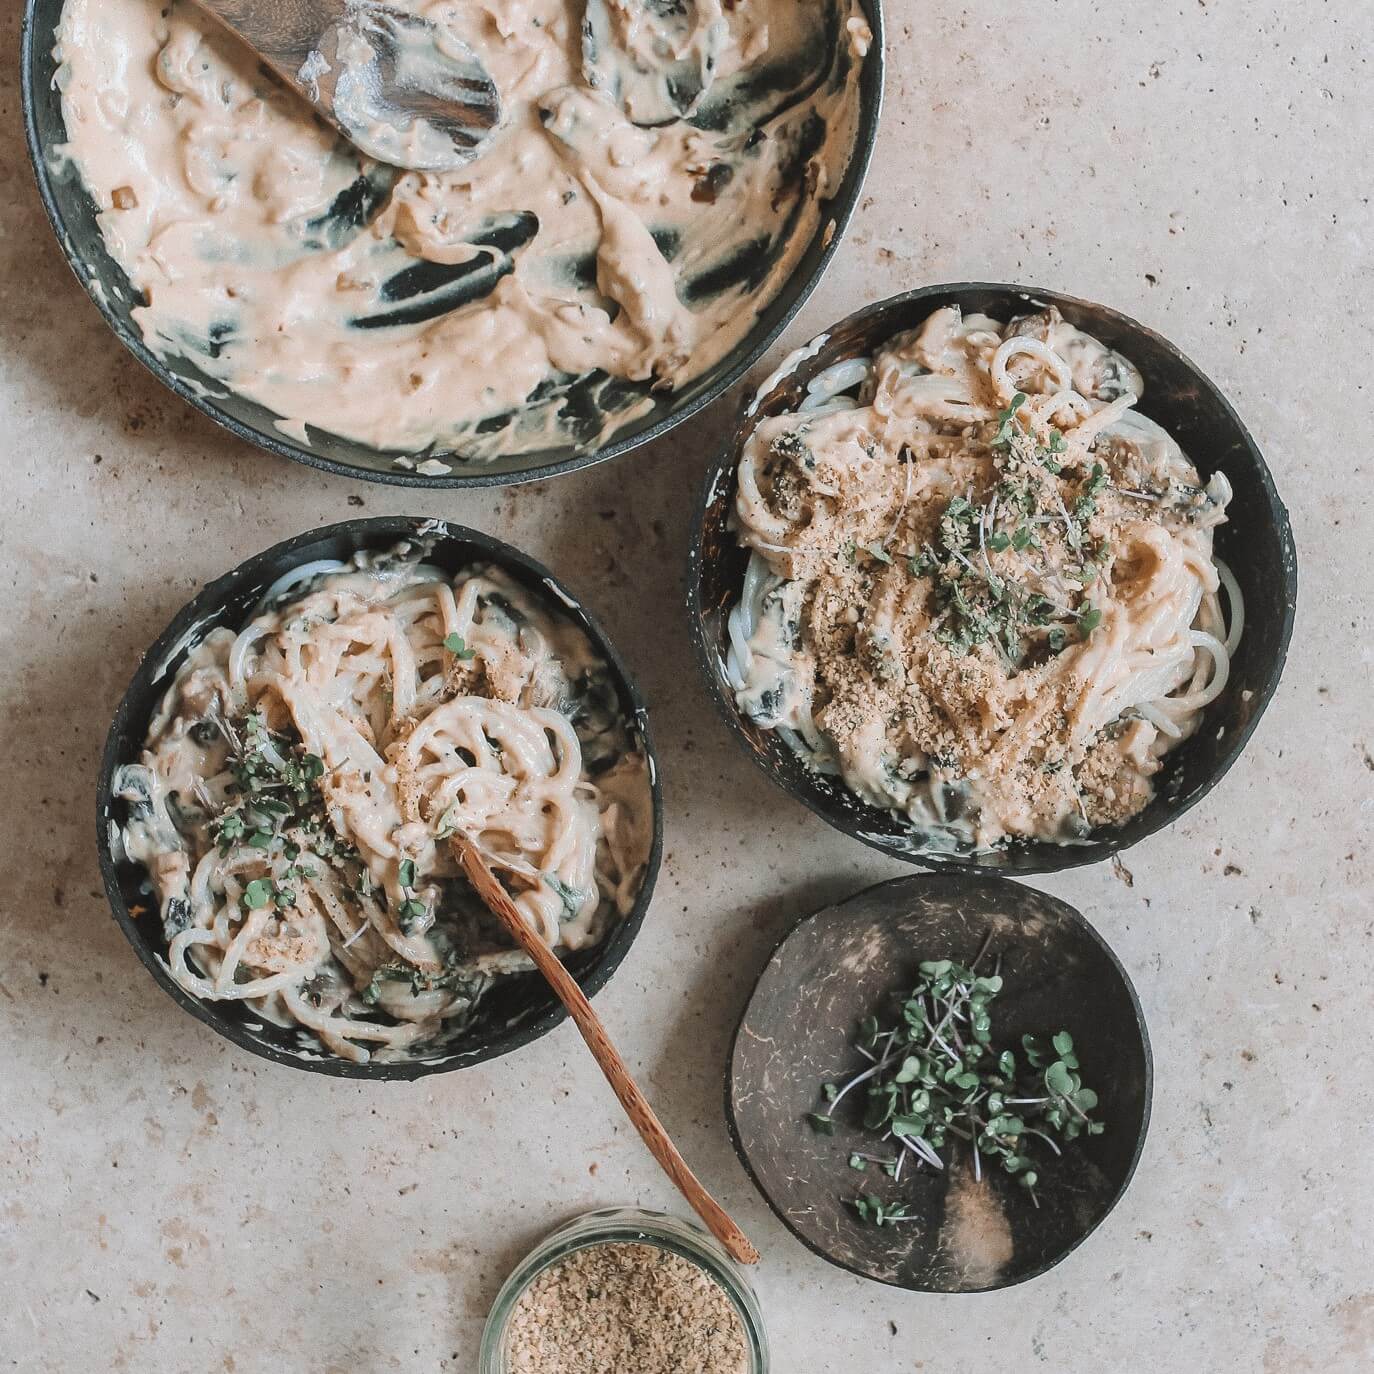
[479,1206,769,1373]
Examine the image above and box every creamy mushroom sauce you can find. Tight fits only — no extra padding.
[52,0,868,464]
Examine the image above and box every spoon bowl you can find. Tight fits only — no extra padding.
[193,0,501,170]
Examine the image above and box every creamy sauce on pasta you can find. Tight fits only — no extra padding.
[115,544,652,1062]
[52,0,867,464]
[728,306,1242,851]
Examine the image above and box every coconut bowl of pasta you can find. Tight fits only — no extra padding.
[97,518,662,1077]
[688,284,1297,874]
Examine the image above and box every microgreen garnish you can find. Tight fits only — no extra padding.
[242,878,274,910]
[210,711,342,861]
[992,391,1027,447]
[444,632,476,660]
[398,898,427,932]
[1074,462,1109,520]
[850,1194,917,1226]
[360,960,484,1005]
[216,813,246,845]
[209,711,354,923]
[905,403,1120,667]
[809,945,1105,1219]
[240,874,303,914]
[394,857,429,932]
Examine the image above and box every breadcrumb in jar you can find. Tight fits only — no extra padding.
[504,1242,749,1374]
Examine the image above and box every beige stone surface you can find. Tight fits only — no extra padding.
[2,2,1370,1370]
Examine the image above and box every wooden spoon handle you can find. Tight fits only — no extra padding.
[192,0,338,68]
[454,837,759,1265]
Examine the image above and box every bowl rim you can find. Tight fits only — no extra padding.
[94,515,665,1079]
[19,0,886,489]
[723,870,1155,1291]
[686,280,1299,875]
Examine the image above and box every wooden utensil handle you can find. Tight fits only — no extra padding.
[192,0,336,65]
[455,838,759,1265]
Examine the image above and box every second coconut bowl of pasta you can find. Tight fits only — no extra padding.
[97,517,662,1078]
[688,283,1297,874]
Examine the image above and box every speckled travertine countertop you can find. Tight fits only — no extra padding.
[2,2,1370,1370]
